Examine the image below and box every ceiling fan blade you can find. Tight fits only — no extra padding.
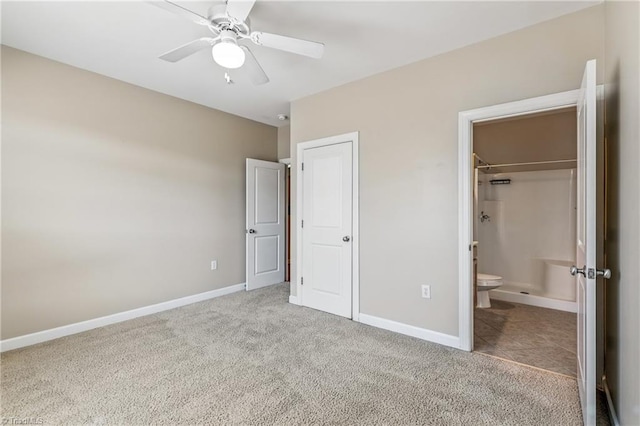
[240,46,269,85]
[149,1,210,26]
[225,0,256,23]
[160,38,217,62]
[250,32,324,59]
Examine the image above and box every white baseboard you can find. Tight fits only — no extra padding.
[0,282,246,353]
[489,289,577,313]
[602,376,620,426]
[288,295,300,305]
[358,313,460,349]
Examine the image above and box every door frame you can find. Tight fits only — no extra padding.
[295,131,360,321]
[279,158,292,283]
[457,90,582,351]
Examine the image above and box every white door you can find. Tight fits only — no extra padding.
[573,59,599,425]
[246,159,285,290]
[301,142,353,318]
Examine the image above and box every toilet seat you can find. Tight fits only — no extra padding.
[477,273,502,287]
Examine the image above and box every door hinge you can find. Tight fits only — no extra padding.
[301,162,304,171]
[301,277,304,285]
[301,219,304,228]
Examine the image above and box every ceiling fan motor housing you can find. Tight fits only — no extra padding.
[208,4,251,37]
[218,29,239,44]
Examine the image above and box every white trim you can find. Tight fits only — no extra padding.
[278,158,291,165]
[489,290,578,313]
[288,295,300,305]
[296,131,360,321]
[602,376,620,426]
[0,283,246,353]
[458,103,474,352]
[458,89,581,352]
[295,143,303,310]
[359,313,460,349]
[351,135,360,322]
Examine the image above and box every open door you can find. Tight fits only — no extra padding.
[246,159,285,291]
[572,59,609,425]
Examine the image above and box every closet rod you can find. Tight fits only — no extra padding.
[476,159,577,169]
[473,153,491,167]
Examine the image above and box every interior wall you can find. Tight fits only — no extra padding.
[473,108,577,173]
[1,46,278,340]
[290,6,604,337]
[277,125,291,159]
[603,1,640,424]
[477,170,576,296]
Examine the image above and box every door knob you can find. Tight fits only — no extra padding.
[342,236,350,242]
[596,268,612,279]
[570,265,586,277]
[248,229,256,234]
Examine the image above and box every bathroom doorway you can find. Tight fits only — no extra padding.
[471,107,580,375]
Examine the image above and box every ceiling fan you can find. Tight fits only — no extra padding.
[152,0,325,85]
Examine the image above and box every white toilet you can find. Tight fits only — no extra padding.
[476,273,503,308]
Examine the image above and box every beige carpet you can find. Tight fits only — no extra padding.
[2,284,586,425]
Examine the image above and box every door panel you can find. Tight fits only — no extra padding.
[246,159,285,290]
[255,167,280,224]
[575,59,597,425]
[302,142,352,318]
[311,244,342,295]
[311,156,343,227]
[255,235,279,274]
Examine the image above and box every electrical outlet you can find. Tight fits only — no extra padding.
[211,260,218,270]
[421,285,431,299]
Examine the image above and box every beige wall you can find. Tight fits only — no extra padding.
[290,6,604,336]
[277,125,291,159]
[474,108,577,173]
[603,1,640,423]
[1,47,277,340]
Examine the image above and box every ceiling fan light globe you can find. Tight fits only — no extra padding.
[212,41,245,69]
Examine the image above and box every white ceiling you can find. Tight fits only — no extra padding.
[1,1,598,127]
